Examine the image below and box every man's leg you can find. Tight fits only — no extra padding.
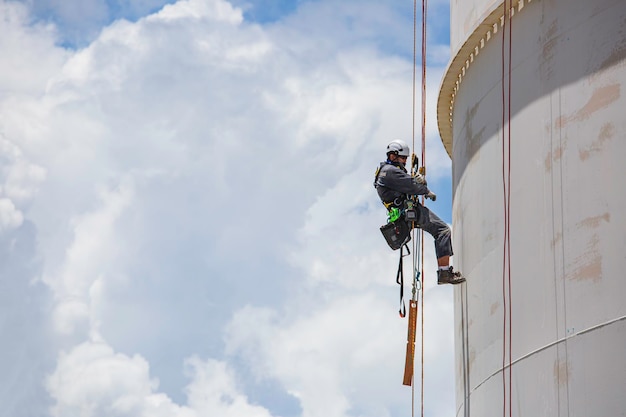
[416,204,465,285]
[415,204,453,260]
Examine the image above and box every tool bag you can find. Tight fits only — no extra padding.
[380,219,411,250]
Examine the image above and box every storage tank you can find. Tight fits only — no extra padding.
[436,0,626,415]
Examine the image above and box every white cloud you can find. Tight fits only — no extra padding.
[224,285,456,417]
[47,340,274,417]
[154,0,242,22]
[47,340,192,417]
[0,1,68,94]
[185,358,273,417]
[43,181,133,335]
[0,197,24,232]
[2,158,47,204]
[0,0,458,416]
[47,341,157,416]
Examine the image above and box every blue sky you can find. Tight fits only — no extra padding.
[1,0,456,416]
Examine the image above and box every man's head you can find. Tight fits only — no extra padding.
[386,140,410,165]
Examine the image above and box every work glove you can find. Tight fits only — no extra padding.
[425,191,437,201]
[414,173,427,185]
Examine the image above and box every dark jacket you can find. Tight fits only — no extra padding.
[374,161,430,207]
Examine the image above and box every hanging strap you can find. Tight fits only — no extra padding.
[403,299,419,385]
[396,244,411,317]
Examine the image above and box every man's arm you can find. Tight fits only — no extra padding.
[382,166,430,196]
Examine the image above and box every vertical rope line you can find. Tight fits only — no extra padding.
[420,251,424,417]
[411,2,418,417]
[500,3,509,417]
[420,1,427,416]
[421,0,427,169]
[557,82,571,417]
[412,0,417,156]
[549,87,561,417]
[464,283,471,417]
[412,358,415,417]
[500,2,514,417]
[410,0,418,308]
[506,4,513,417]
[460,285,468,417]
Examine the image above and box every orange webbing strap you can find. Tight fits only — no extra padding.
[402,299,419,386]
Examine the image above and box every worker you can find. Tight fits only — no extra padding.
[374,139,465,285]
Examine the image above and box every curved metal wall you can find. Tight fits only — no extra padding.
[437,0,626,416]
[449,0,501,53]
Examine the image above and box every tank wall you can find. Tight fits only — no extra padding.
[449,0,500,55]
[449,0,626,415]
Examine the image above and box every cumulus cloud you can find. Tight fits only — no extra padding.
[0,0,458,416]
[48,341,271,417]
[0,1,68,93]
[47,341,159,416]
[225,296,406,417]
[24,0,180,47]
[0,198,24,232]
[185,357,273,417]
[44,182,133,335]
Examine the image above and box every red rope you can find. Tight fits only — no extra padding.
[412,0,417,156]
[421,0,427,169]
[506,3,513,417]
[500,1,506,407]
[500,2,513,417]
[409,2,428,416]
[411,2,418,417]
[420,1,427,417]
[506,4,513,417]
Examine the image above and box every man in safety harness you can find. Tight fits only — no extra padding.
[374,139,465,285]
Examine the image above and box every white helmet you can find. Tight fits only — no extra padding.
[386,140,410,157]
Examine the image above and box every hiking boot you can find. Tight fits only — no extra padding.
[437,267,466,285]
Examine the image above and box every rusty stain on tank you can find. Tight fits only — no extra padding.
[554,359,570,386]
[468,348,476,368]
[539,20,559,82]
[542,20,559,59]
[544,153,551,172]
[569,254,602,283]
[489,301,499,315]
[578,212,610,228]
[556,84,621,128]
[465,101,484,162]
[545,145,564,172]
[579,122,615,161]
[567,234,602,283]
[564,211,608,286]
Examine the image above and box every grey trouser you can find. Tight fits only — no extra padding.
[410,203,453,259]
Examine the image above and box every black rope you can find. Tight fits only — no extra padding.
[397,244,411,317]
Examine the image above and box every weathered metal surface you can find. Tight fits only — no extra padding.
[441,0,626,416]
[438,0,528,156]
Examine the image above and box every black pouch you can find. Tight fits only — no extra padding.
[404,199,420,223]
[380,220,411,250]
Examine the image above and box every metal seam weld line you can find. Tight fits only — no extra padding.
[469,315,626,395]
